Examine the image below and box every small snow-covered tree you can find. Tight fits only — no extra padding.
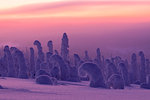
[96,48,102,66]
[29,47,35,78]
[15,49,28,79]
[79,62,106,88]
[74,54,81,68]
[119,63,129,86]
[50,54,70,81]
[54,50,59,55]
[34,40,45,62]
[84,50,90,62]
[4,46,16,77]
[130,53,138,83]
[139,51,146,83]
[36,75,53,85]
[106,61,118,80]
[107,74,124,89]
[146,59,150,75]
[47,40,53,54]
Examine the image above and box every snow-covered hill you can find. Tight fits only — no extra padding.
[0,78,150,100]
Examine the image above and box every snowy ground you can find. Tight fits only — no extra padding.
[0,78,150,100]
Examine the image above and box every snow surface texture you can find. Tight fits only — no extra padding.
[0,78,150,100]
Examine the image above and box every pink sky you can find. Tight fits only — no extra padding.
[0,0,150,58]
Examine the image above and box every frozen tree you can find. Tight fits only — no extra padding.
[146,59,150,75]
[76,55,87,80]
[79,62,106,88]
[10,47,20,77]
[113,56,122,69]
[105,60,118,80]
[15,49,28,79]
[84,50,90,62]
[47,40,53,54]
[139,51,146,83]
[34,40,45,62]
[35,58,41,72]
[141,59,150,89]
[50,54,70,81]
[95,48,102,66]
[130,53,138,83]
[29,47,35,78]
[146,75,150,85]
[69,66,80,82]
[40,62,49,73]
[54,50,59,55]
[46,52,53,71]
[34,40,45,72]
[107,74,124,89]
[51,77,58,85]
[35,69,50,78]
[118,63,129,86]
[124,59,129,71]
[36,75,53,85]
[140,75,150,89]
[51,66,60,80]
[46,52,52,63]
[4,46,16,77]
[74,54,81,68]
[95,48,106,81]
[0,56,8,77]
[61,33,69,61]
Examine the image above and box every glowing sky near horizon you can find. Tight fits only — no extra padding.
[0,0,150,57]
[0,0,150,19]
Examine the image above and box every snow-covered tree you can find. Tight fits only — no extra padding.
[79,62,106,88]
[47,40,53,54]
[139,51,146,83]
[15,49,28,79]
[50,54,70,81]
[4,46,16,77]
[130,53,138,83]
[118,63,129,86]
[61,33,69,61]
[29,47,35,78]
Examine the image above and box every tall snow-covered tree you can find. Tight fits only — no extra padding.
[61,33,69,61]
[139,51,146,83]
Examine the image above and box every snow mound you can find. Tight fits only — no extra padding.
[36,75,53,85]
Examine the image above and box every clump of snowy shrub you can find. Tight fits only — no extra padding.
[107,74,124,89]
[36,75,53,85]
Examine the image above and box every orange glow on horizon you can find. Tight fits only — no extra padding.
[0,1,150,21]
